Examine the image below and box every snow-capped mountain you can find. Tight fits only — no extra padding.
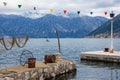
[0,14,108,38]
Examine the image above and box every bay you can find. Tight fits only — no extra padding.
[0,38,120,80]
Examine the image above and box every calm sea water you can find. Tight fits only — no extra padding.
[0,38,120,80]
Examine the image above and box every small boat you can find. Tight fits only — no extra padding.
[45,37,50,42]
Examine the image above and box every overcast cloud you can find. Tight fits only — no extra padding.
[0,0,120,18]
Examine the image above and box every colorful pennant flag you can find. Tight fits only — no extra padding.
[3,2,7,6]
[34,7,36,10]
[90,12,93,15]
[104,12,107,15]
[77,11,80,15]
[50,8,53,13]
[63,9,67,14]
[18,4,22,8]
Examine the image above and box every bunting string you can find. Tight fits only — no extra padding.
[1,1,118,17]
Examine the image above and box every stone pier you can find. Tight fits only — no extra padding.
[0,54,76,80]
[80,51,120,63]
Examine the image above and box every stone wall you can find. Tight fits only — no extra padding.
[0,57,76,80]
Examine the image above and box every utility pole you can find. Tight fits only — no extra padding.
[54,28,61,53]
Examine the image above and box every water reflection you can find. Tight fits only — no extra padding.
[45,70,76,80]
[80,60,120,69]
[81,60,120,80]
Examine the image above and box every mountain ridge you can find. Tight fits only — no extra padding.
[0,14,108,38]
[87,14,120,38]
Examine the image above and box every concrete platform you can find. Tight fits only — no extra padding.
[80,51,120,63]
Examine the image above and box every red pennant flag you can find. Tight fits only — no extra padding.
[104,12,107,15]
[63,10,67,14]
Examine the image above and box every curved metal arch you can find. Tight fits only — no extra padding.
[20,50,34,66]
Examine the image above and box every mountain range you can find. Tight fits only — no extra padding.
[0,14,107,38]
[87,14,120,38]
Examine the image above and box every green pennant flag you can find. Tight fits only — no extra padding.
[18,4,22,8]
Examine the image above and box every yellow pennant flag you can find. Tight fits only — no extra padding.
[50,8,53,13]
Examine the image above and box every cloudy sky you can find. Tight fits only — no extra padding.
[0,0,120,18]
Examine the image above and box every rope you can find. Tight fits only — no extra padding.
[15,35,29,48]
[0,35,29,50]
[0,38,3,45]
[1,37,15,50]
